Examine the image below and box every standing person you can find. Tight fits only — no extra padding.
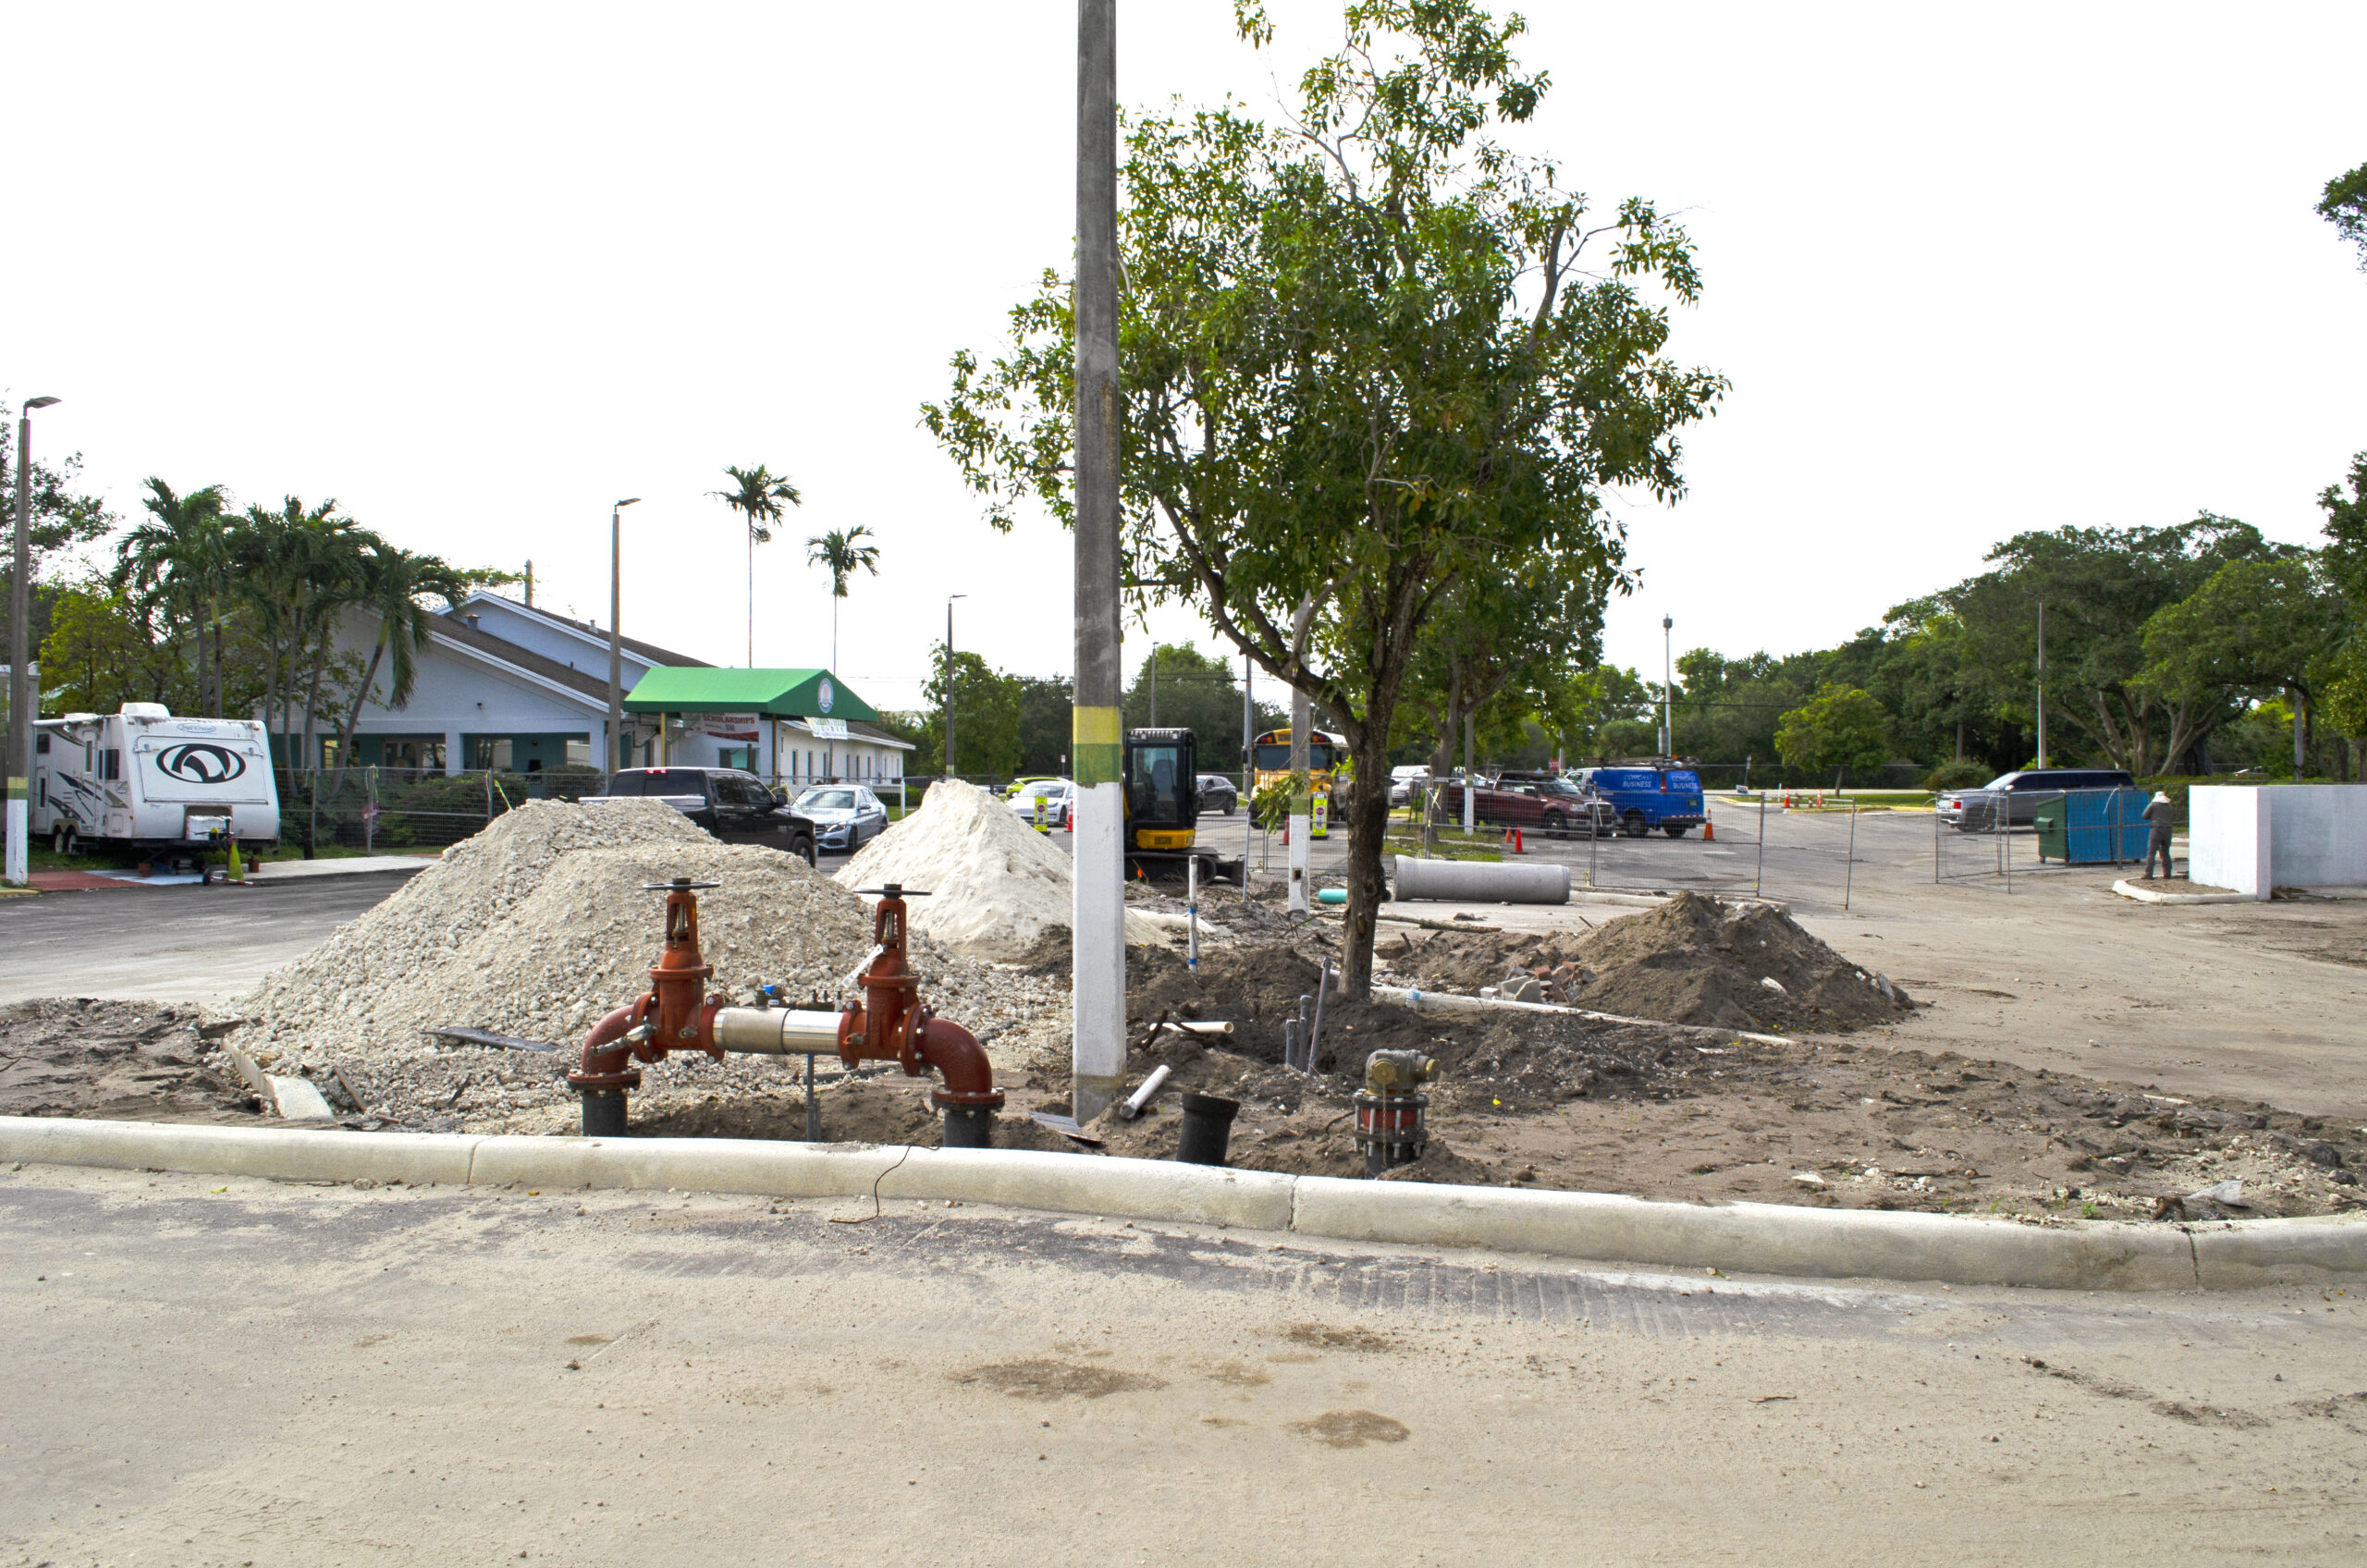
[2143,790,2177,879]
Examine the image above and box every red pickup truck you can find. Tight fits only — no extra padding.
[1432,777,1613,837]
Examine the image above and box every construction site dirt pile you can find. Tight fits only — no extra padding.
[227,800,1066,1133]
[1392,890,1915,1033]
[834,779,1162,962]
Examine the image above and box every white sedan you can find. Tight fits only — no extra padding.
[1009,778,1074,829]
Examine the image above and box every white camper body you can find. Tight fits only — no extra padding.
[31,703,281,853]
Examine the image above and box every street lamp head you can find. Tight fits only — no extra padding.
[615,497,641,509]
[1662,615,1673,631]
[23,396,58,412]
[949,593,968,603]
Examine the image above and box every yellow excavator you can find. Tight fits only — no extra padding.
[1122,727,1236,882]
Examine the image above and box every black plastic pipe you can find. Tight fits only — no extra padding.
[943,1106,995,1149]
[1176,1092,1241,1166]
[581,1088,628,1138]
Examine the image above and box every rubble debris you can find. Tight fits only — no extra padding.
[226,800,1067,1133]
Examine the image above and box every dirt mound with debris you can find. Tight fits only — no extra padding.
[229,800,1066,1133]
[1397,891,1912,1034]
[835,779,1161,962]
[0,998,253,1122]
[1124,942,1449,1072]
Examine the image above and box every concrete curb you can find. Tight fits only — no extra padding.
[2112,878,2257,905]
[6,1116,2362,1292]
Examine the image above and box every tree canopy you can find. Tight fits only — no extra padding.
[926,0,1722,995]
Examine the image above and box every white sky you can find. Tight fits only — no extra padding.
[12,3,2366,714]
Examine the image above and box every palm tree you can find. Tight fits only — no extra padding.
[325,542,467,797]
[113,479,229,714]
[712,463,803,666]
[805,524,882,674]
[227,496,365,795]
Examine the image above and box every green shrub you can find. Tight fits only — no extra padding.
[1924,760,1991,792]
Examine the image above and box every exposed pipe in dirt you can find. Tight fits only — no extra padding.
[1369,985,1795,1047]
[1117,1063,1171,1121]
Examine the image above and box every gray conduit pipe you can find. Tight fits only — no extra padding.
[1369,986,1794,1047]
[1392,858,1570,904]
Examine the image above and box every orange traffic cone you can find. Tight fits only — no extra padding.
[1703,819,1715,841]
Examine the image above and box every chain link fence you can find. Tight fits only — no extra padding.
[1932,786,2157,888]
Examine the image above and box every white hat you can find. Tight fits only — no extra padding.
[2152,790,2171,803]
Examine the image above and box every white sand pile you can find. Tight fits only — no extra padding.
[232,799,1067,1133]
[833,779,1160,962]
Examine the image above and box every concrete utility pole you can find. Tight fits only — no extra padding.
[944,593,967,777]
[7,396,60,888]
[607,498,639,775]
[1071,0,1126,1122]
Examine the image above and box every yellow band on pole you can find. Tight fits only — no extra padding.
[1073,705,1122,785]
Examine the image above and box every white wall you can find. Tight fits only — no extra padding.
[2189,785,2367,899]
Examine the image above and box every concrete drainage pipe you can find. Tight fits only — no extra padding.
[1392,858,1570,905]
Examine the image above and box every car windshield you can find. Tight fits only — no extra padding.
[797,789,855,812]
[1016,782,1055,800]
[1982,776,2015,790]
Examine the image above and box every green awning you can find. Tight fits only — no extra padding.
[620,667,878,723]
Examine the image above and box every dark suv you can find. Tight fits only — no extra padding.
[1938,768,2139,832]
[589,767,817,864]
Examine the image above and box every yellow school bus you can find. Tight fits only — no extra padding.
[1250,729,1346,833]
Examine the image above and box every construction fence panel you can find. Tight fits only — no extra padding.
[280,766,607,852]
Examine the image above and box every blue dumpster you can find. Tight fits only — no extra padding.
[2036,789,2150,864]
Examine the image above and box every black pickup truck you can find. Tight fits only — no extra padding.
[586,767,817,864]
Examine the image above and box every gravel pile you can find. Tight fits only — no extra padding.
[230,799,1068,1133]
[834,778,1160,962]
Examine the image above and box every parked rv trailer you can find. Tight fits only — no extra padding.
[32,704,281,855]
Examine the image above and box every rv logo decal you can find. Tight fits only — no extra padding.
[157,743,248,784]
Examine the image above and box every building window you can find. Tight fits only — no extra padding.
[472,738,513,771]
[383,740,446,772]
[565,739,591,767]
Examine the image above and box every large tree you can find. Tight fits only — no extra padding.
[1939,517,2280,775]
[2321,161,2367,272]
[2142,556,2348,779]
[926,0,1722,997]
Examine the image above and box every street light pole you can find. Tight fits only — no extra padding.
[6,396,61,888]
[944,593,967,777]
[607,497,640,775]
[1661,614,1674,759]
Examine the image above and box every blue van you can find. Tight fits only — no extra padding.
[1579,766,1707,838]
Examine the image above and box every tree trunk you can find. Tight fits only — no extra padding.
[327,633,388,800]
[1336,723,1397,1003]
[2293,685,2308,781]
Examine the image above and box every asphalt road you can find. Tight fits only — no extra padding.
[4,1161,2361,1565]
[0,873,425,1009]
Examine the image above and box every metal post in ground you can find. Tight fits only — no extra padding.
[1588,809,1598,888]
[1069,0,1126,1123]
[1845,799,1858,911]
[1286,599,1314,913]
[1932,794,1940,884]
[1186,854,1199,973]
[1755,790,1768,897]
[804,1052,818,1142]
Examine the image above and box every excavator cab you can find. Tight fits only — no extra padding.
[1122,728,1199,853]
